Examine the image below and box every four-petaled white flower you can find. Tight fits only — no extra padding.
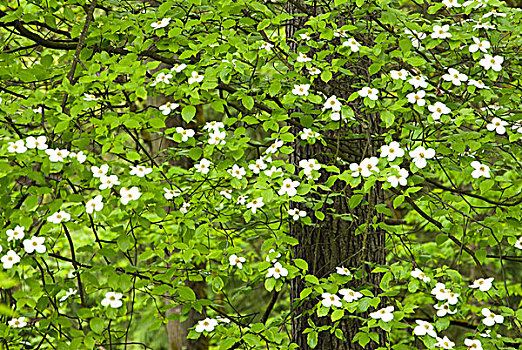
[208,130,227,145]
[264,166,282,177]
[442,68,468,86]
[265,249,281,263]
[431,25,452,39]
[92,164,109,178]
[513,236,522,249]
[159,102,179,115]
[180,202,191,214]
[237,195,248,205]
[464,339,482,350]
[409,146,435,169]
[299,159,321,176]
[47,211,71,224]
[410,268,431,283]
[387,165,409,187]
[7,140,27,154]
[69,151,87,163]
[434,302,457,317]
[188,71,204,84]
[248,159,267,174]
[336,266,351,276]
[408,75,428,89]
[299,33,311,40]
[343,38,361,52]
[479,54,503,72]
[120,187,142,205]
[405,29,426,48]
[164,188,181,200]
[152,72,173,86]
[266,139,284,154]
[431,282,451,301]
[26,136,48,150]
[446,291,459,305]
[130,165,152,178]
[380,141,405,161]
[6,225,25,241]
[486,117,508,135]
[278,178,300,197]
[59,288,78,302]
[324,95,342,112]
[99,175,120,190]
[350,162,364,177]
[301,128,320,140]
[339,288,363,302]
[195,158,212,174]
[469,277,494,292]
[413,320,437,337]
[45,148,69,162]
[292,84,311,96]
[196,318,218,332]
[308,67,321,75]
[360,157,380,177]
[101,292,123,308]
[23,236,46,254]
[220,189,232,200]
[203,121,225,132]
[428,102,451,120]
[260,41,274,52]
[229,254,246,269]
[481,308,504,326]
[391,69,408,80]
[469,37,490,53]
[370,306,394,322]
[8,317,27,328]
[2,250,21,269]
[228,164,246,179]
[151,18,171,30]
[471,161,491,178]
[84,94,98,101]
[266,262,288,279]
[442,0,461,7]
[288,208,306,220]
[246,197,264,214]
[434,336,455,349]
[171,63,187,73]
[86,195,104,214]
[407,90,426,106]
[175,127,195,142]
[358,87,379,101]
[321,293,342,308]
[468,79,489,89]
[334,29,348,38]
[296,52,312,63]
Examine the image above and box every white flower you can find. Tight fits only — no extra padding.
[288,208,306,220]
[47,211,71,224]
[266,262,288,279]
[409,146,435,169]
[342,38,361,52]
[70,151,87,163]
[464,339,482,350]
[334,29,348,38]
[171,63,187,73]
[431,25,452,39]
[336,266,351,276]
[151,72,173,86]
[180,202,190,214]
[469,277,494,292]
[468,79,489,89]
[514,236,522,250]
[228,164,246,179]
[159,102,179,115]
[264,166,282,177]
[408,75,428,89]
[442,0,461,7]
[266,139,284,154]
[299,33,311,40]
[407,90,426,106]
[208,130,227,145]
[130,165,152,178]
[265,249,281,263]
[370,306,394,322]
[428,102,451,120]
[120,187,142,205]
[390,69,408,80]
[83,94,98,101]
[308,67,321,75]
[23,236,46,254]
[164,188,181,200]
[45,148,69,162]
[91,164,109,178]
[151,18,171,29]
[220,189,232,200]
[101,292,123,308]
[358,87,379,101]
[299,159,321,176]
[446,291,459,305]
[469,37,490,53]
[404,29,426,48]
[434,336,455,349]
[513,121,522,134]
[248,159,267,174]
[339,289,363,303]
[237,195,248,205]
[175,127,195,142]
[479,54,503,72]
[25,136,48,150]
[195,318,218,332]
[431,282,451,301]
[410,268,430,283]
[216,316,231,324]
[434,302,457,317]
[292,84,311,96]
[6,225,25,241]
[2,250,20,269]
[8,317,27,328]
[360,157,380,177]
[442,68,468,86]
[260,41,274,52]
[486,117,508,135]
[300,128,320,140]
[349,162,364,177]
[472,19,496,31]
[246,197,264,214]
[413,320,437,337]
[323,95,342,111]
[380,141,404,161]
[86,195,104,214]
[188,71,204,84]
[387,165,409,187]
[470,161,491,179]
[229,254,246,269]
[278,178,300,197]
[481,308,504,326]
[203,121,225,132]
[59,288,78,302]
[296,52,311,63]
[99,175,120,190]
[195,158,212,174]
[6,135,28,152]
[321,293,342,308]
[482,10,507,18]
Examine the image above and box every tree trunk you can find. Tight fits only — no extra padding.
[286,2,387,349]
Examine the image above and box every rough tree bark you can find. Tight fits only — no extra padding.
[286,2,387,349]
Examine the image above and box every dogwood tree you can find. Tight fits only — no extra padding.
[0,0,521,349]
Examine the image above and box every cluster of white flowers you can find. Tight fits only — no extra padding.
[7,136,87,163]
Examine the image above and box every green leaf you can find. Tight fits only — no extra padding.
[307,331,318,348]
[89,317,104,334]
[294,259,308,272]
[177,286,196,302]
[182,106,196,123]
[331,309,344,322]
[381,111,395,128]
[242,95,254,110]
[349,194,364,209]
